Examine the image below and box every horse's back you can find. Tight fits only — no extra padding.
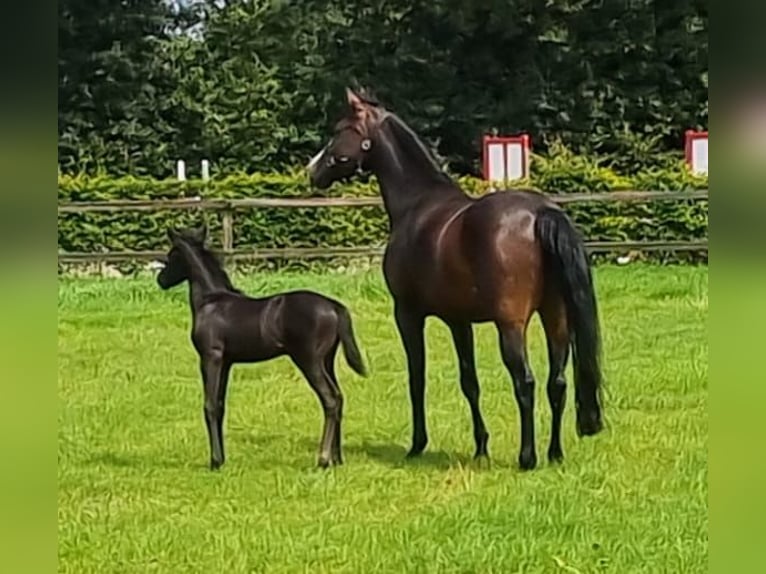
[278,290,344,346]
[192,293,280,361]
[471,188,557,216]
[194,290,343,362]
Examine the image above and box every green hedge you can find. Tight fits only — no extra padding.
[58,149,708,262]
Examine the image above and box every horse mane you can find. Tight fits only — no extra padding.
[178,235,242,294]
[383,113,455,187]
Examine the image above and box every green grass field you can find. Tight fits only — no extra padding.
[58,264,707,573]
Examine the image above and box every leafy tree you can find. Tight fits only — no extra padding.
[58,0,708,177]
[58,0,181,174]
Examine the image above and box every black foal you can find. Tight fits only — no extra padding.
[156,225,367,469]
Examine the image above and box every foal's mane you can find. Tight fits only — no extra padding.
[178,235,242,294]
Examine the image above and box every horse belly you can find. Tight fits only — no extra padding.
[426,268,495,321]
[384,230,491,319]
[222,317,282,363]
[226,345,282,363]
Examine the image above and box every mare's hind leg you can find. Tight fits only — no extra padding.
[293,355,342,468]
[539,298,570,463]
[497,321,537,470]
[324,342,343,465]
[447,320,489,458]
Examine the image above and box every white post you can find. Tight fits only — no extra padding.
[201,159,210,181]
[176,159,186,181]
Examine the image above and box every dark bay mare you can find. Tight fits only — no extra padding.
[156,225,366,469]
[308,88,603,470]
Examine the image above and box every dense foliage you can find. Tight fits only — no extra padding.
[58,0,708,178]
[58,151,708,259]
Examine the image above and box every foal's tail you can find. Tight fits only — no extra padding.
[535,206,603,437]
[336,305,367,377]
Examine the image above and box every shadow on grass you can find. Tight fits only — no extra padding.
[342,441,474,470]
[86,435,486,473]
[232,433,469,471]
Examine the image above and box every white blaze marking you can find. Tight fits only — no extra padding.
[307,146,327,173]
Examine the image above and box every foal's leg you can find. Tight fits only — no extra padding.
[447,320,489,458]
[324,343,343,464]
[294,356,342,468]
[216,362,232,465]
[394,303,427,457]
[540,300,570,463]
[497,321,537,470]
[200,351,225,470]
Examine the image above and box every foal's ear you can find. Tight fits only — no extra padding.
[190,223,208,243]
[167,227,180,243]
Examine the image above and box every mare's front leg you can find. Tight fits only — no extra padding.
[447,320,489,459]
[200,350,226,470]
[394,303,427,457]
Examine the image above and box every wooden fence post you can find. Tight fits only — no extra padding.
[222,210,234,254]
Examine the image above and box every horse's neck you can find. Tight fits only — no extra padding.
[180,245,233,311]
[187,282,209,313]
[372,119,466,226]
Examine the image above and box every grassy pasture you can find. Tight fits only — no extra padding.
[58,264,707,573]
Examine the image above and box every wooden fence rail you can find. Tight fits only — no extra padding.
[57,189,708,264]
[57,189,708,213]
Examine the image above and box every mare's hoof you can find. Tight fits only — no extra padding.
[317,457,331,469]
[406,439,428,458]
[576,413,603,437]
[475,433,489,457]
[518,452,537,471]
[210,459,224,471]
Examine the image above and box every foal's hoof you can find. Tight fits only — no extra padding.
[210,459,224,471]
[547,448,564,464]
[518,452,537,471]
[317,457,332,469]
[473,453,491,470]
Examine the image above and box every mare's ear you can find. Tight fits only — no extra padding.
[190,223,208,244]
[346,87,366,115]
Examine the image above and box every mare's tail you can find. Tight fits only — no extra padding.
[535,207,604,436]
[336,305,367,377]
